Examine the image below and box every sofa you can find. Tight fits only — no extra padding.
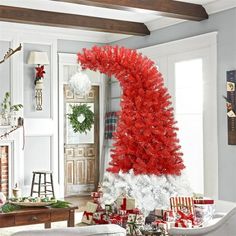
[11,224,126,236]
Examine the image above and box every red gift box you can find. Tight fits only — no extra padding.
[91,192,102,198]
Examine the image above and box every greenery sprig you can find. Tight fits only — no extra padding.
[0,200,72,213]
[1,92,23,113]
[67,104,94,134]
[51,200,71,208]
[1,203,21,213]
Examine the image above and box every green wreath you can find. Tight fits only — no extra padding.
[67,104,94,134]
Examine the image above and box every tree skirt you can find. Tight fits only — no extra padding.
[102,170,192,216]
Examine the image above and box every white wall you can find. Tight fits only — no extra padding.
[0,23,104,197]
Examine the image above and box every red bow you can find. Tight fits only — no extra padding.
[175,219,190,228]
[83,211,93,220]
[177,210,195,224]
[35,65,45,78]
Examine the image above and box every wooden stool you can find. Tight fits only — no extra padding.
[30,171,55,198]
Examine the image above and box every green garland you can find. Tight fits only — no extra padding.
[0,200,71,213]
[67,104,94,134]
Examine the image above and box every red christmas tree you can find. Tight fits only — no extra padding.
[78,45,185,176]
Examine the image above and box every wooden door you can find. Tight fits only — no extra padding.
[64,85,99,196]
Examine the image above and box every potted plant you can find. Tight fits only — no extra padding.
[0,92,23,126]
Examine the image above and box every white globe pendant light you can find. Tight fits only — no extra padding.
[69,63,91,96]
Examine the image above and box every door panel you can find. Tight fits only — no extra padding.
[74,160,85,184]
[64,84,99,196]
[87,159,95,184]
[66,161,74,185]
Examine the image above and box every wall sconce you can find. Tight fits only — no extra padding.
[27,51,49,111]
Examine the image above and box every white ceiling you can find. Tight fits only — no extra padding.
[0,0,236,42]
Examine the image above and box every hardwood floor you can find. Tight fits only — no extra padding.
[65,195,92,212]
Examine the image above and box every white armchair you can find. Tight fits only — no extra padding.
[169,200,236,236]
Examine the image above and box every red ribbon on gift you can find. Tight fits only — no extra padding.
[83,211,93,220]
[93,217,109,224]
[175,219,189,228]
[163,210,175,221]
[193,199,214,204]
[177,210,195,225]
[127,208,141,214]
[152,219,167,226]
[109,214,122,224]
[121,197,127,210]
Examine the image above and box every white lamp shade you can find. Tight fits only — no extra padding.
[27,51,49,65]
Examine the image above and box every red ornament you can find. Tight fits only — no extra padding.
[78,46,185,176]
[35,65,45,78]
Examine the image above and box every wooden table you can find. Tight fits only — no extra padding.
[0,206,78,228]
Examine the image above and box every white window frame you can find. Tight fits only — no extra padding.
[139,32,218,199]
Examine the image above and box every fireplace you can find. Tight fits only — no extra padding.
[0,146,9,196]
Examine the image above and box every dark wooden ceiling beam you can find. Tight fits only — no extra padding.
[52,0,208,21]
[0,5,150,36]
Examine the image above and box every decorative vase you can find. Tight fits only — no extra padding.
[10,111,18,127]
[12,183,21,198]
[0,112,10,126]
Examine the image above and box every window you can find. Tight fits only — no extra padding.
[175,59,204,194]
[140,32,218,198]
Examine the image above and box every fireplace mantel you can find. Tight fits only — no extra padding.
[0,128,24,197]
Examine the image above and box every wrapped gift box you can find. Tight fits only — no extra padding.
[193,199,215,226]
[163,210,176,222]
[82,202,98,224]
[152,220,167,230]
[154,209,166,219]
[116,194,135,211]
[170,197,195,215]
[93,211,105,220]
[126,213,145,236]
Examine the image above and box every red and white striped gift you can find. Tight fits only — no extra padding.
[170,197,195,214]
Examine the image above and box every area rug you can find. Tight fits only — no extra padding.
[0,212,83,236]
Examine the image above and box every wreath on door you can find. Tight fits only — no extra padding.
[67,104,94,134]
